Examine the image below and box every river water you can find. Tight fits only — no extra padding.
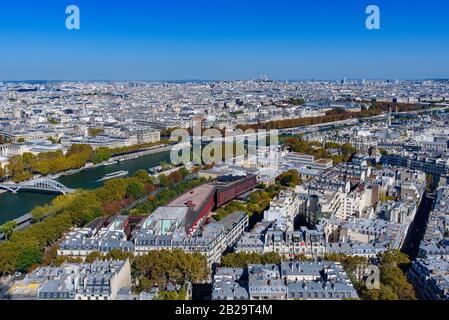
[0,151,171,224]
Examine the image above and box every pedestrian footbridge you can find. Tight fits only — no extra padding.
[0,178,74,195]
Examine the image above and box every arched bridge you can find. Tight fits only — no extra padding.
[0,179,74,195]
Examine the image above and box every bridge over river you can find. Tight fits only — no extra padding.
[0,178,75,195]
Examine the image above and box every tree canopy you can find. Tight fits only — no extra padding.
[276,170,301,188]
[0,221,17,240]
[356,250,416,300]
[221,252,283,268]
[133,250,209,291]
[4,140,169,182]
[283,136,356,164]
[237,102,432,132]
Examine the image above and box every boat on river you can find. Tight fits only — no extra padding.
[98,170,129,181]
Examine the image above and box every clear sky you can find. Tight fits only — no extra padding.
[1,0,448,80]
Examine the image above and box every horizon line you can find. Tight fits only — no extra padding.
[2,78,449,83]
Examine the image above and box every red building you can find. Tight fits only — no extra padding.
[214,175,258,208]
[166,174,257,236]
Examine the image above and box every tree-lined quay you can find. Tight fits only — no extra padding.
[0,166,204,276]
[1,140,170,183]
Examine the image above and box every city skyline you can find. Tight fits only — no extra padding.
[2,78,449,82]
[1,0,449,80]
[2,0,449,305]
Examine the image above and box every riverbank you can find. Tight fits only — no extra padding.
[0,149,172,225]
[48,143,176,180]
[0,213,33,241]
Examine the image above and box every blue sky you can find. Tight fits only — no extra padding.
[0,0,448,80]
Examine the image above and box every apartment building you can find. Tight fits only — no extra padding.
[263,189,302,232]
[59,211,248,267]
[6,260,132,301]
[212,262,358,301]
[408,257,449,300]
[235,221,326,260]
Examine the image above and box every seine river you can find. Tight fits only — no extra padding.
[0,151,171,224]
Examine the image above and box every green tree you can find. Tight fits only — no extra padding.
[178,167,190,179]
[247,191,272,216]
[31,206,49,223]
[95,179,128,203]
[357,250,416,301]
[66,144,93,159]
[358,283,399,300]
[16,246,43,273]
[92,147,112,164]
[325,142,341,149]
[134,169,150,184]
[341,143,357,162]
[104,249,134,261]
[276,170,301,188]
[126,181,145,199]
[380,265,416,300]
[137,276,153,292]
[214,201,249,221]
[158,174,170,187]
[85,251,104,263]
[53,256,83,267]
[0,221,17,240]
[262,252,283,265]
[48,118,60,125]
[426,174,436,192]
[155,287,188,300]
[133,250,208,289]
[88,128,104,137]
[221,252,283,268]
[378,250,411,269]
